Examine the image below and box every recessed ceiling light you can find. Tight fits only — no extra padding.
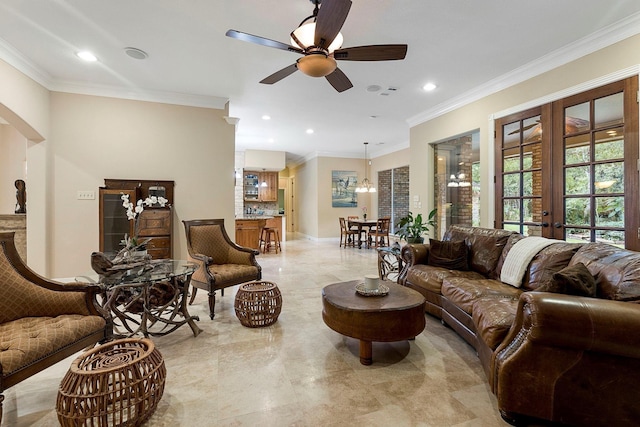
[76,51,97,62]
[366,85,381,92]
[268,138,275,143]
[262,115,271,120]
[124,47,148,60]
[306,129,314,134]
[423,82,437,91]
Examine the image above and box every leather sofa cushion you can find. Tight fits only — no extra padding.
[0,315,106,375]
[538,262,597,297]
[444,225,515,279]
[428,239,469,270]
[522,242,583,291]
[406,265,485,294]
[571,242,640,301]
[442,277,523,314]
[472,297,519,350]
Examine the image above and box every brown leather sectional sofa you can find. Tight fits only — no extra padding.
[399,225,640,426]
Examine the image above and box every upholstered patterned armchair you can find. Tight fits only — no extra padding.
[0,232,111,424]
[183,219,262,319]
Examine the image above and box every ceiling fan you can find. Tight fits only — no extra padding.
[225,0,408,93]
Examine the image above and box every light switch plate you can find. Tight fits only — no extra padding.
[77,190,95,200]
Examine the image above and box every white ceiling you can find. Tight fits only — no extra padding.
[1,0,640,166]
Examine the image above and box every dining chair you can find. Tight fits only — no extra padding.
[339,217,358,248]
[368,217,391,248]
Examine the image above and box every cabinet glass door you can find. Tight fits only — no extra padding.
[100,189,135,254]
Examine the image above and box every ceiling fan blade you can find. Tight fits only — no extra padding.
[226,30,303,54]
[325,67,353,93]
[260,64,299,85]
[333,44,408,61]
[314,0,352,50]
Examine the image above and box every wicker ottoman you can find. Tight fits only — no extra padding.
[234,281,283,327]
[56,338,166,427]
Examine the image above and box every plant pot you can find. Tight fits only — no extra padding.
[406,236,424,244]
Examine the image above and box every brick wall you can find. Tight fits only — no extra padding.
[377,166,409,233]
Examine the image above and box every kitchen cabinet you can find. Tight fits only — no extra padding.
[264,216,283,242]
[235,218,266,250]
[244,170,278,202]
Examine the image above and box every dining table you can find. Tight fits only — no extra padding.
[347,218,378,248]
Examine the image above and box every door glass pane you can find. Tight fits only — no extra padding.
[503,122,520,148]
[525,224,542,237]
[522,172,532,196]
[595,128,624,160]
[523,115,541,143]
[565,102,590,133]
[565,134,590,164]
[565,197,590,226]
[565,166,590,194]
[595,196,624,227]
[522,151,533,169]
[595,229,625,247]
[504,199,520,222]
[503,148,520,172]
[503,173,520,197]
[594,162,624,193]
[504,223,520,232]
[522,198,533,222]
[566,227,589,243]
[594,92,623,128]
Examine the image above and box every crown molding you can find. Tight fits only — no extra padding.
[50,80,228,109]
[407,11,640,128]
[0,38,53,88]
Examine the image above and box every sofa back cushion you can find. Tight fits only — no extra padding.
[521,242,583,291]
[444,225,516,279]
[570,242,640,301]
[428,239,469,270]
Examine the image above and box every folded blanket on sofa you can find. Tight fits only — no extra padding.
[501,236,556,287]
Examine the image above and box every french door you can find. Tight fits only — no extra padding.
[495,76,639,250]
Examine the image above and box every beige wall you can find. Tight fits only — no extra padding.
[292,151,409,239]
[0,124,27,214]
[49,92,235,277]
[410,34,640,228]
[0,58,50,274]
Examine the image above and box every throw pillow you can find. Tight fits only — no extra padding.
[428,239,469,271]
[537,262,596,297]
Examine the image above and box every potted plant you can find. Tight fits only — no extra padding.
[396,208,437,244]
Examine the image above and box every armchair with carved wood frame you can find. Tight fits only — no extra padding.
[0,232,112,424]
[182,219,262,319]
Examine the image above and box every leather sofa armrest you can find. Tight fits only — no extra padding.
[399,243,430,285]
[501,292,640,359]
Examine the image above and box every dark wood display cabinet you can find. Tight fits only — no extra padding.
[99,179,174,259]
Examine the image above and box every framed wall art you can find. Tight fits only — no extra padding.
[332,170,357,207]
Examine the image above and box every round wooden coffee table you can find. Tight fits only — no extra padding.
[322,280,426,365]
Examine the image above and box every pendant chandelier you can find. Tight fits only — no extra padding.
[355,142,376,193]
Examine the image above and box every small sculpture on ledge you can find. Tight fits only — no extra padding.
[15,179,26,214]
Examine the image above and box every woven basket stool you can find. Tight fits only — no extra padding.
[234,281,283,327]
[56,338,166,427]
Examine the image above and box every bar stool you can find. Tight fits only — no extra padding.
[260,227,281,253]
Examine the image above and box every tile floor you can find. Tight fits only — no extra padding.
[2,237,511,426]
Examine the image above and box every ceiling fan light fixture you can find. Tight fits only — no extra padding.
[297,53,337,77]
[291,22,343,53]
